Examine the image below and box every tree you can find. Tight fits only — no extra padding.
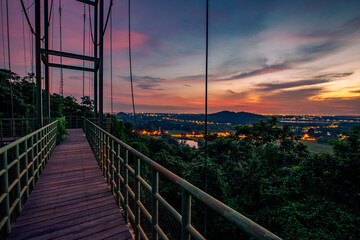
[0,69,35,118]
[235,117,300,146]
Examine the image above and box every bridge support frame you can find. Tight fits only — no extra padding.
[35,0,103,128]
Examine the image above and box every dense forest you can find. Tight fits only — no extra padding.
[109,117,359,239]
[1,70,359,239]
[0,69,93,118]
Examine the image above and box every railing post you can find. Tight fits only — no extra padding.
[116,143,121,206]
[107,136,111,185]
[105,134,108,181]
[0,151,10,234]
[103,133,106,178]
[99,130,105,172]
[181,190,191,240]
[15,145,22,212]
[0,120,3,143]
[93,125,96,148]
[39,130,43,173]
[151,169,159,240]
[106,135,110,184]
[24,139,29,199]
[111,139,115,195]
[42,129,45,169]
[30,135,35,188]
[135,157,141,240]
[124,150,129,223]
[35,132,40,181]
[11,119,15,141]
[45,126,48,163]
[97,127,100,161]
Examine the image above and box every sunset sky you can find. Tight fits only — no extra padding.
[1,0,360,115]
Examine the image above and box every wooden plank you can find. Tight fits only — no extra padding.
[15,193,113,220]
[18,191,110,214]
[13,195,115,225]
[7,129,133,240]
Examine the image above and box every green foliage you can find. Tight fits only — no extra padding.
[0,69,36,118]
[0,69,94,119]
[51,94,94,118]
[56,117,68,144]
[331,125,360,161]
[110,117,360,239]
[235,117,300,145]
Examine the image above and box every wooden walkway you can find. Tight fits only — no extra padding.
[7,129,133,240]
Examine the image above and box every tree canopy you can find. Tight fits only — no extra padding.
[109,116,360,239]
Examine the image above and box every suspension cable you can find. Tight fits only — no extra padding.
[20,0,36,36]
[20,0,45,41]
[48,0,54,25]
[1,0,5,68]
[23,0,35,11]
[59,0,63,96]
[82,3,86,99]
[5,0,15,136]
[22,10,27,75]
[110,8,113,114]
[128,0,137,130]
[27,0,35,118]
[88,5,94,46]
[101,0,113,44]
[88,0,113,47]
[204,0,209,237]
[51,0,54,93]
[30,26,35,118]
[88,9,91,98]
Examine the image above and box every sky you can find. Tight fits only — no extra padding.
[1,0,360,115]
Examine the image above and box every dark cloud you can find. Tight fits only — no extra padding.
[68,75,83,80]
[223,42,344,81]
[135,104,201,112]
[224,15,360,82]
[315,72,353,78]
[183,84,192,87]
[260,88,360,114]
[225,63,289,80]
[288,16,360,64]
[137,84,163,90]
[223,89,250,100]
[300,16,360,39]
[256,79,329,91]
[350,89,360,93]
[254,71,353,92]
[263,88,323,102]
[175,74,204,81]
[224,41,347,81]
[137,76,164,83]
[296,41,339,61]
[118,75,165,90]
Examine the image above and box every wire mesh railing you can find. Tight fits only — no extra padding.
[64,115,109,129]
[0,118,56,146]
[0,118,36,144]
[83,118,281,240]
[0,120,58,238]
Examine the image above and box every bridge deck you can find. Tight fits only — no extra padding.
[7,129,133,240]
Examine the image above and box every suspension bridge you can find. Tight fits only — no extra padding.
[0,118,281,240]
[0,0,282,239]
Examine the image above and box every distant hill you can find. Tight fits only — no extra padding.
[207,111,266,125]
[116,112,128,119]
[115,111,266,126]
[170,111,266,125]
